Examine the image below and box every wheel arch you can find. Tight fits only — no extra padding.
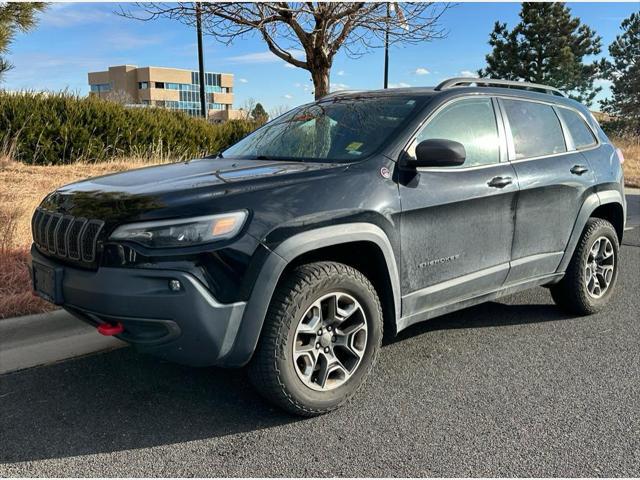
[221,223,401,367]
[557,189,625,274]
[591,194,625,242]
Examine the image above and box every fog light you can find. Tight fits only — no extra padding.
[168,279,182,291]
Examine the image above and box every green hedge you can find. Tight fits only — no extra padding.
[0,91,258,165]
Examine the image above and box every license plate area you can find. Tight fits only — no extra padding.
[32,261,64,304]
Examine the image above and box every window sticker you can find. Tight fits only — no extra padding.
[346,141,364,152]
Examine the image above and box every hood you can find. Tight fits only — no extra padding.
[59,158,340,194]
[40,157,346,223]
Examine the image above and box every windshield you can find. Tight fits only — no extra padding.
[223,95,429,162]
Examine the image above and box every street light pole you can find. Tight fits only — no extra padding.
[196,3,207,119]
[383,2,389,89]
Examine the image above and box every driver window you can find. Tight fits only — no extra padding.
[408,98,500,167]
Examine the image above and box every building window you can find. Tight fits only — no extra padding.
[90,83,111,93]
[138,82,149,90]
[155,82,165,89]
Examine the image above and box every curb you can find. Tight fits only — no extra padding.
[0,310,125,375]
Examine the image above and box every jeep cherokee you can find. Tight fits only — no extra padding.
[30,77,627,416]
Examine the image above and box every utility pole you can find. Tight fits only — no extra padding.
[196,3,207,119]
[383,2,390,89]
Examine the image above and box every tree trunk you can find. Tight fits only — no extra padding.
[311,67,330,100]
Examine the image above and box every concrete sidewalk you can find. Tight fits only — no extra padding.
[625,187,640,228]
[0,310,124,374]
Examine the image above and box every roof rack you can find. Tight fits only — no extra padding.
[434,77,565,97]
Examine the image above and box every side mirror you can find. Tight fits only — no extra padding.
[408,139,466,168]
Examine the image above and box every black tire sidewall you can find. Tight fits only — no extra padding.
[578,222,620,309]
[276,271,382,411]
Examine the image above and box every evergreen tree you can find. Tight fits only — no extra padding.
[479,2,602,105]
[599,12,639,135]
[251,103,269,124]
[0,3,46,80]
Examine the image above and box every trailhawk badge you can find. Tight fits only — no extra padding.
[418,254,461,269]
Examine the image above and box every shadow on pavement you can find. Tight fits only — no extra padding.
[389,301,573,345]
[0,348,297,464]
[1,296,576,464]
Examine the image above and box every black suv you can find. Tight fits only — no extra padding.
[30,78,626,416]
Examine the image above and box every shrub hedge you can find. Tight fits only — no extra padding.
[0,91,258,165]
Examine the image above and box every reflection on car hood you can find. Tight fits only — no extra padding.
[57,158,339,194]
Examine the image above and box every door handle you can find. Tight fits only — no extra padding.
[487,176,513,188]
[570,164,589,176]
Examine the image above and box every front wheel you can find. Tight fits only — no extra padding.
[550,218,620,315]
[248,261,383,416]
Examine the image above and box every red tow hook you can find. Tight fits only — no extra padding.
[97,322,124,336]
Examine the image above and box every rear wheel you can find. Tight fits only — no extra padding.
[248,261,383,416]
[550,218,619,315]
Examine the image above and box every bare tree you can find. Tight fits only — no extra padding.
[120,2,451,99]
[240,97,258,120]
[103,89,135,105]
[269,104,291,119]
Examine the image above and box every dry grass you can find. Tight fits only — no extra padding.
[613,136,640,188]
[0,250,54,319]
[0,157,168,250]
[0,157,169,319]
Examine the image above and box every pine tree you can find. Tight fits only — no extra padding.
[479,2,602,105]
[599,12,639,135]
[251,103,269,124]
[0,3,46,80]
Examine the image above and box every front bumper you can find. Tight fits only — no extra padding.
[30,247,247,367]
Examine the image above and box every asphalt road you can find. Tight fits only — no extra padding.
[1,231,639,477]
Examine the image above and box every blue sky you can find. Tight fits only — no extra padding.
[3,2,638,111]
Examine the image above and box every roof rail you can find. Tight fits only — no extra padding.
[434,77,565,97]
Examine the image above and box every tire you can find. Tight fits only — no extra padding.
[550,218,619,315]
[248,261,383,416]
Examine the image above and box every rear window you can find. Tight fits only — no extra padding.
[557,107,597,149]
[502,99,567,159]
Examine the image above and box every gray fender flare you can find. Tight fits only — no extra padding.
[222,223,401,367]
[556,189,625,273]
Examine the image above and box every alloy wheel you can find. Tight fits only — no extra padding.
[584,236,615,299]
[292,292,368,391]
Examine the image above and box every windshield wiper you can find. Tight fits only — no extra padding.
[254,155,303,162]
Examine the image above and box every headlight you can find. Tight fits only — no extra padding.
[109,211,247,248]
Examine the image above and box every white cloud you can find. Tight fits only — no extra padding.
[39,3,113,28]
[389,82,411,88]
[3,52,128,93]
[283,94,293,99]
[331,82,350,91]
[337,70,345,76]
[459,70,476,78]
[238,78,249,83]
[414,67,430,75]
[284,63,296,69]
[103,31,165,50]
[226,50,304,64]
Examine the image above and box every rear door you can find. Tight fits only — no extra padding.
[398,96,517,320]
[499,97,597,284]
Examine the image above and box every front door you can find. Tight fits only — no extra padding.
[398,96,517,321]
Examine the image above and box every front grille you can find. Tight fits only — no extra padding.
[32,208,105,267]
